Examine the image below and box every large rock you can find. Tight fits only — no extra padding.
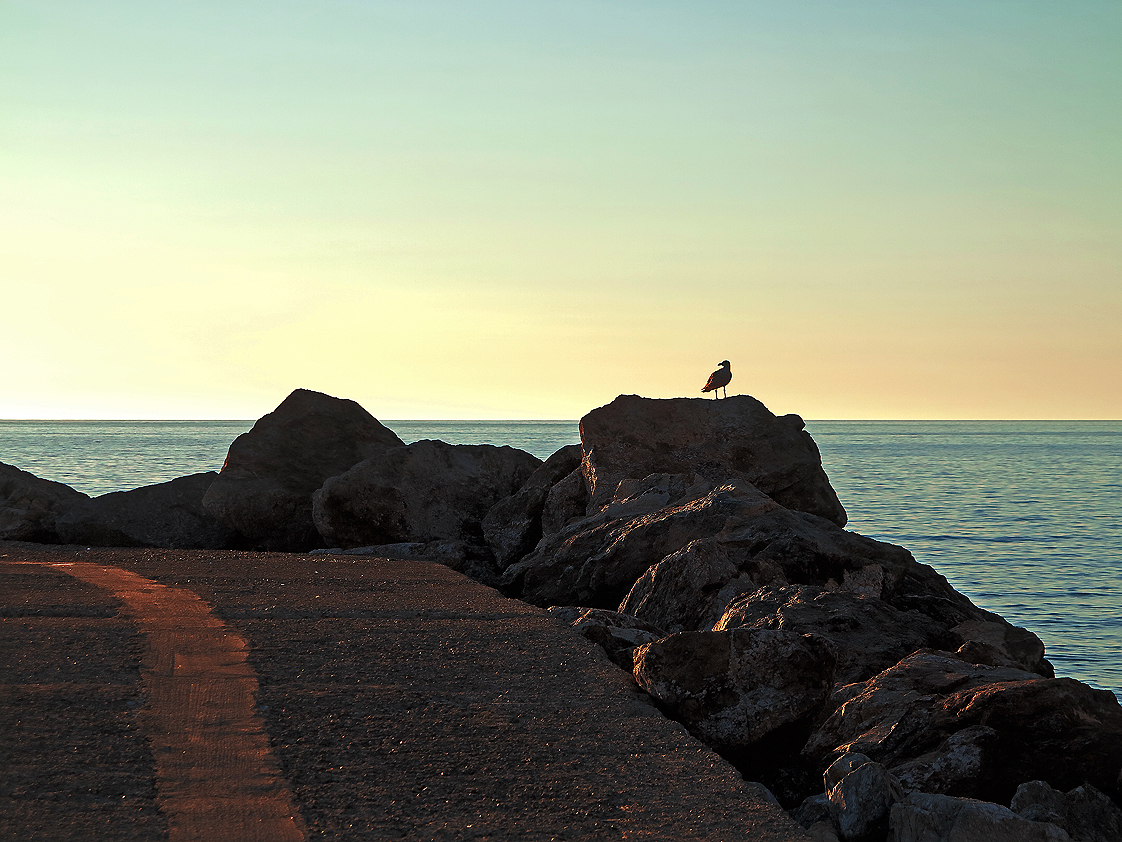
[824,754,904,842]
[618,536,788,633]
[618,522,1050,679]
[714,586,959,686]
[539,467,590,535]
[202,389,404,550]
[888,725,998,796]
[632,628,837,750]
[56,472,242,549]
[1010,780,1122,842]
[482,444,582,569]
[804,650,1122,805]
[0,462,89,542]
[503,480,786,608]
[579,395,847,525]
[889,793,1073,842]
[312,440,541,548]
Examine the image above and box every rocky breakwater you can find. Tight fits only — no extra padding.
[2,389,543,582]
[5,389,1122,841]
[496,395,1122,842]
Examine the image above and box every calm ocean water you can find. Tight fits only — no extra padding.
[1,418,1118,700]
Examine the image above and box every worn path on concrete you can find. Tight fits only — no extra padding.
[1,543,810,841]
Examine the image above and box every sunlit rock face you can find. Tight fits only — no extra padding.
[804,649,1122,806]
[0,461,90,543]
[203,388,404,550]
[578,394,847,526]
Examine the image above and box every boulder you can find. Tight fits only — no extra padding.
[504,480,786,608]
[618,520,1050,679]
[578,394,847,525]
[714,586,957,685]
[824,755,904,842]
[55,472,242,549]
[949,619,1051,675]
[804,650,1122,805]
[202,389,404,550]
[546,606,667,670]
[889,725,997,796]
[539,467,589,535]
[889,793,1072,842]
[632,628,837,750]
[482,444,582,569]
[0,462,89,542]
[619,536,787,633]
[1010,781,1122,842]
[312,440,541,548]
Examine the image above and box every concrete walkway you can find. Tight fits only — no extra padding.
[1,543,810,841]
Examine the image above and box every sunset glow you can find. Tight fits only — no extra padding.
[3,2,1119,420]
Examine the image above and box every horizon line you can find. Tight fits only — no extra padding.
[2,417,1120,424]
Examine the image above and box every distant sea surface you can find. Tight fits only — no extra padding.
[1,418,1119,700]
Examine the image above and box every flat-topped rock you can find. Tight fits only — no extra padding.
[579,395,847,525]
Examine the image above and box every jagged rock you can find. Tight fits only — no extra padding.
[546,606,666,670]
[578,394,847,524]
[618,536,788,633]
[889,726,997,796]
[55,472,241,549]
[804,650,1122,805]
[312,440,541,549]
[510,473,907,611]
[1010,780,1122,842]
[889,793,1073,842]
[632,628,837,749]
[539,467,590,535]
[482,444,582,569]
[0,462,89,542]
[504,480,785,608]
[949,619,1051,675]
[618,521,1050,679]
[202,389,404,550]
[824,755,904,842]
[714,586,957,685]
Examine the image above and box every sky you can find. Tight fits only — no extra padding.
[3,1,1120,420]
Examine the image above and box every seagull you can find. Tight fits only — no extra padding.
[702,360,732,399]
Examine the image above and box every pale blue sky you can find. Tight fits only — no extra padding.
[3,1,1119,418]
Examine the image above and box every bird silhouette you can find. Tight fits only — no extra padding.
[702,360,732,399]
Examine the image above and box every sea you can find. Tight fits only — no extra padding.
[1,418,1119,701]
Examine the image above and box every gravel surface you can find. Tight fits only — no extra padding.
[1,542,810,841]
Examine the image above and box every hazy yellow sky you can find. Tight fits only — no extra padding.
[3,2,1119,419]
